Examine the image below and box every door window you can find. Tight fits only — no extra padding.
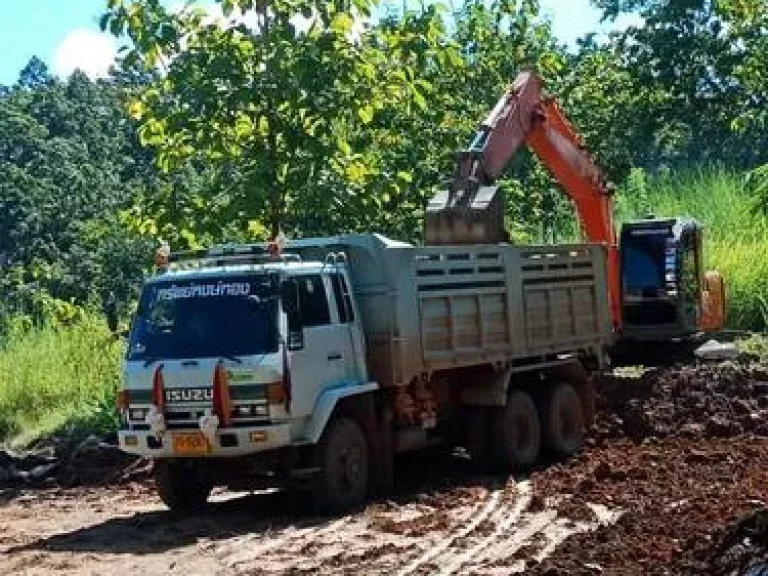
[297,275,330,327]
[330,272,355,324]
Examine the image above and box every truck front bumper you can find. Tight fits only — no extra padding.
[118,423,293,458]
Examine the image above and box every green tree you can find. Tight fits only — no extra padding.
[103,0,452,240]
[590,0,768,170]
[0,61,155,322]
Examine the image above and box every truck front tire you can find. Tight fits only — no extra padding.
[154,459,213,512]
[541,383,586,458]
[492,390,541,471]
[312,417,370,515]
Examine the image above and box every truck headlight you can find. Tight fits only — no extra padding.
[232,404,268,417]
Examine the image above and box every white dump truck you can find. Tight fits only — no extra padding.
[116,234,612,512]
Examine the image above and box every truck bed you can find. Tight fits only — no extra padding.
[291,234,612,388]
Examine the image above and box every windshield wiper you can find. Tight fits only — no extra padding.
[219,354,243,364]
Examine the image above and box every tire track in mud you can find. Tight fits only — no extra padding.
[437,480,535,575]
[395,485,505,576]
[394,479,625,576]
[219,483,501,574]
[219,517,349,570]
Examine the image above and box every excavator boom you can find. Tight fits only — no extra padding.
[425,70,622,328]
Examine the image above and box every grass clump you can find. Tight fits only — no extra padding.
[616,168,768,331]
[738,334,768,361]
[0,316,123,447]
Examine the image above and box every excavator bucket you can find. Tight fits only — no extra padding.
[424,184,507,245]
[422,71,543,246]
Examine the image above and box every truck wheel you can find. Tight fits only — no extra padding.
[492,390,541,472]
[541,383,586,458]
[154,459,212,512]
[312,417,369,515]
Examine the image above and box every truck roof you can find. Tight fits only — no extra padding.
[148,234,414,286]
[146,260,329,284]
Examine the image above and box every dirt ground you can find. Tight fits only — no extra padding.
[3,358,768,575]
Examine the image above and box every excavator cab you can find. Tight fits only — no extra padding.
[619,217,725,341]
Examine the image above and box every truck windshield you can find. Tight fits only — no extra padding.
[127,275,279,361]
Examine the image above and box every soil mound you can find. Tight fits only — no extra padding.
[594,360,768,442]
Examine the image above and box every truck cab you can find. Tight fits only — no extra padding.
[117,244,377,512]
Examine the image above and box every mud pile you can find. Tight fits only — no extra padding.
[593,360,768,442]
[529,436,768,575]
[527,359,768,575]
[0,434,146,489]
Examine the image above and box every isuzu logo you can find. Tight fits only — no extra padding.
[165,387,213,403]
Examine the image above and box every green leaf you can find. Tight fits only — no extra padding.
[412,89,427,111]
[138,118,166,147]
[128,99,146,121]
[258,116,269,136]
[337,138,352,156]
[180,228,198,248]
[358,105,374,124]
[330,13,354,35]
[234,113,253,139]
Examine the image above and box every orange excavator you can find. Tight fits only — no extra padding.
[425,70,726,342]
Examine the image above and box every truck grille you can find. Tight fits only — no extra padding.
[163,401,270,428]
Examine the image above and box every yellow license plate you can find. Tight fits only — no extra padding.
[172,432,211,455]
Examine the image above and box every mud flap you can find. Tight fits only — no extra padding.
[360,400,393,498]
[373,405,394,497]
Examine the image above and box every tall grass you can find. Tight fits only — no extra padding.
[0,316,123,447]
[615,168,768,330]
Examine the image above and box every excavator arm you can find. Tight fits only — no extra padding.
[424,70,621,328]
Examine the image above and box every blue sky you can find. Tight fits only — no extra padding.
[0,0,638,86]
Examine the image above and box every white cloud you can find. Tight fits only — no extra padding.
[53,29,117,79]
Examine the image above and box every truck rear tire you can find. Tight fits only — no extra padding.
[491,390,541,472]
[312,417,369,515]
[541,383,586,458]
[154,459,213,512]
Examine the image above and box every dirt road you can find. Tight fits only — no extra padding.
[2,359,768,575]
[0,459,625,576]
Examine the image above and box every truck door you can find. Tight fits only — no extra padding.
[285,273,350,418]
[328,269,367,384]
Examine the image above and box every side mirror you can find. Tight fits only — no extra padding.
[280,279,299,316]
[280,280,304,350]
[104,292,119,334]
